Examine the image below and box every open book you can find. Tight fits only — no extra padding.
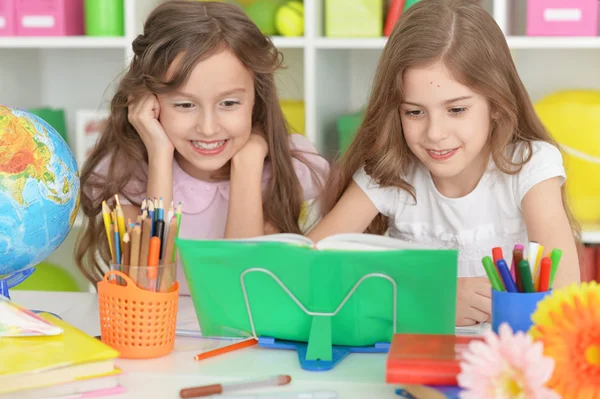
[237,233,431,252]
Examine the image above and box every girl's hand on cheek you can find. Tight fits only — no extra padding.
[128,94,174,160]
[232,129,268,166]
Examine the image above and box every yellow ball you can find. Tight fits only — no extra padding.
[535,90,600,223]
[275,1,304,37]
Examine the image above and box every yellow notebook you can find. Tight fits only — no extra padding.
[0,313,120,394]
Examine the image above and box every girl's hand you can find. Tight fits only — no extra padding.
[455,277,492,326]
[128,94,174,159]
[232,132,268,167]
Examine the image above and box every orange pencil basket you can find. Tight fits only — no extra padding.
[98,270,179,359]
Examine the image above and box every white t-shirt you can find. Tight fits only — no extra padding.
[353,141,566,278]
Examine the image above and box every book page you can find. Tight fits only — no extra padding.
[235,233,314,247]
[315,233,432,251]
[455,322,491,337]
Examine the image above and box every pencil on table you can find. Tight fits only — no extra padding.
[192,338,258,362]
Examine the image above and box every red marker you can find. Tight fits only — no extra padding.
[538,257,552,292]
[491,247,506,289]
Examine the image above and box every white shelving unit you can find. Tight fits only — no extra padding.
[2,0,600,288]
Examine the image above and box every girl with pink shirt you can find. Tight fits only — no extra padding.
[75,1,329,293]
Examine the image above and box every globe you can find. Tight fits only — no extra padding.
[0,105,80,296]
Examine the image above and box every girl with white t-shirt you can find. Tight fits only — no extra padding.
[308,0,581,326]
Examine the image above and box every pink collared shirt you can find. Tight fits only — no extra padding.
[92,134,329,294]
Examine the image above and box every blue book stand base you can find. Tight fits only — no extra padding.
[258,337,390,371]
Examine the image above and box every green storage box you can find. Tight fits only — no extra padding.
[325,0,383,37]
[337,110,364,155]
[27,108,68,144]
[177,239,458,360]
[84,0,124,37]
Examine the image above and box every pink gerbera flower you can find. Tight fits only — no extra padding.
[457,323,558,399]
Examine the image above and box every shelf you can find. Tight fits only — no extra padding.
[3,35,599,51]
[315,37,388,49]
[270,36,306,48]
[311,36,600,50]
[506,36,600,49]
[0,36,129,49]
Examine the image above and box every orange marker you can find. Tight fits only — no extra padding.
[147,236,161,291]
[538,257,552,292]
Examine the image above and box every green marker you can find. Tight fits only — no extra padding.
[482,256,504,292]
[549,249,562,288]
[519,259,535,293]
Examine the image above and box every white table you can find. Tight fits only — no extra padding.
[10,291,402,399]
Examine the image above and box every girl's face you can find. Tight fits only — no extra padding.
[158,48,255,180]
[400,61,493,197]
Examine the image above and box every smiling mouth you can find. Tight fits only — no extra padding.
[190,139,229,155]
[191,140,227,150]
[426,147,459,160]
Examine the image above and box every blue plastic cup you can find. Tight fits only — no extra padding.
[491,289,551,333]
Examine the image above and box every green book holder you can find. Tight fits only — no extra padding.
[177,239,458,367]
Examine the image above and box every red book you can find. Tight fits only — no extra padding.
[596,244,600,282]
[386,333,483,386]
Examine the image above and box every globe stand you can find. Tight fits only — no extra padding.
[0,268,35,300]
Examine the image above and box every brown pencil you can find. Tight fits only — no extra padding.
[130,224,141,267]
[162,217,178,267]
[122,232,131,266]
[121,232,131,283]
[140,217,152,267]
[129,224,141,285]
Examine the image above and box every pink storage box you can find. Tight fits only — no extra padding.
[15,0,84,36]
[0,0,16,36]
[527,0,599,36]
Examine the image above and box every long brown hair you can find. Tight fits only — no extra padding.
[76,0,319,284]
[323,0,580,237]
